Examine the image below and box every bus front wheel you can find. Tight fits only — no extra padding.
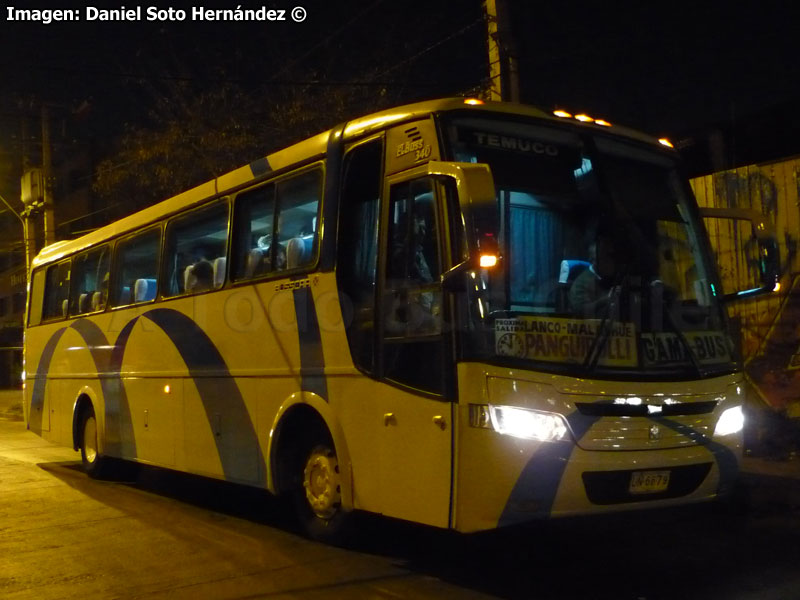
[293,438,350,543]
[79,405,107,479]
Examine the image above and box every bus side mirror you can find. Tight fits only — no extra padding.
[441,261,471,292]
[440,246,502,293]
[735,235,780,300]
[699,207,781,302]
[425,161,500,293]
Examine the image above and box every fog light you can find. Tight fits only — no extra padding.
[714,406,744,437]
[489,405,569,442]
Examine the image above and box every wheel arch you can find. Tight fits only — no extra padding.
[267,391,353,511]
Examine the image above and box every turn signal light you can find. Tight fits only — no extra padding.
[480,254,498,268]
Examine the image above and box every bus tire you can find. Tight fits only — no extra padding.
[79,404,107,479]
[293,436,351,543]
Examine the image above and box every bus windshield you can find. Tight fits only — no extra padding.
[445,116,737,379]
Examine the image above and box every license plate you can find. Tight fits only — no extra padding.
[629,470,670,494]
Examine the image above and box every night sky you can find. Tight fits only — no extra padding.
[514,2,800,131]
[0,0,798,200]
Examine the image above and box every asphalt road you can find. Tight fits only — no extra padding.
[3,415,800,599]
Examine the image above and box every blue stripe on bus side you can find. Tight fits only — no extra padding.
[28,327,67,434]
[292,285,328,400]
[72,318,134,457]
[30,308,266,480]
[498,411,600,526]
[29,320,137,455]
[140,309,266,479]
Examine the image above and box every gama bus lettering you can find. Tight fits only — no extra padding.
[640,332,732,366]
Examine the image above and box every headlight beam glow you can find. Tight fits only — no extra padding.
[489,405,569,442]
[714,406,745,437]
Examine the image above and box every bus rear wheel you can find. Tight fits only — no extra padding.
[79,405,107,479]
[293,439,350,543]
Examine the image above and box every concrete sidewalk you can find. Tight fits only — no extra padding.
[2,387,799,509]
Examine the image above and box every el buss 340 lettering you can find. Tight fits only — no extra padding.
[25,98,776,542]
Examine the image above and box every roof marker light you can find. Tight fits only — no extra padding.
[658,138,675,148]
[595,119,612,127]
[553,110,572,118]
[464,98,484,106]
[575,114,594,123]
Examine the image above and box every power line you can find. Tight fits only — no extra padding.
[268,0,388,83]
[0,66,474,90]
[367,16,485,82]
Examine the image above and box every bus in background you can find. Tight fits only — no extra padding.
[23,98,779,540]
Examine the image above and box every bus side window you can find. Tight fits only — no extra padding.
[337,138,383,374]
[163,201,229,296]
[232,183,276,281]
[42,260,71,321]
[111,228,161,307]
[276,169,322,271]
[28,268,47,326]
[69,245,111,315]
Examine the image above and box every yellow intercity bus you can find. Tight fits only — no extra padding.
[23,98,779,540]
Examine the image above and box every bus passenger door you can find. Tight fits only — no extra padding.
[376,174,454,528]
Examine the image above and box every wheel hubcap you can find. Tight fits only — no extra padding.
[303,447,341,520]
[83,415,98,464]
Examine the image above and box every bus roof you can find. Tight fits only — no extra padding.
[32,98,671,269]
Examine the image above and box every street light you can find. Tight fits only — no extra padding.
[0,191,35,278]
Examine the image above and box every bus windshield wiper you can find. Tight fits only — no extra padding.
[657,288,704,379]
[582,283,623,373]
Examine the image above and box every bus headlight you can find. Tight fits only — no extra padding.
[714,406,744,437]
[488,405,569,442]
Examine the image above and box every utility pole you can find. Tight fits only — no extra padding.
[41,104,56,247]
[20,169,44,276]
[484,0,520,102]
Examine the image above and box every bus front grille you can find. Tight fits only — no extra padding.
[574,400,719,451]
[575,415,716,450]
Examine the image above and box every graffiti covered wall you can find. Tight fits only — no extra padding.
[691,158,800,409]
